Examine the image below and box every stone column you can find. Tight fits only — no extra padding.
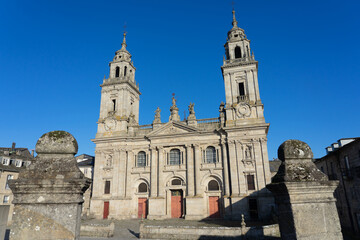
[119,149,127,197]
[125,150,133,198]
[150,147,158,197]
[193,144,201,196]
[228,141,239,196]
[9,131,91,240]
[186,144,195,196]
[157,146,164,197]
[266,140,343,240]
[235,140,246,194]
[221,140,230,196]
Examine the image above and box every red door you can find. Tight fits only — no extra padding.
[171,190,183,218]
[209,196,220,218]
[103,201,109,219]
[138,198,148,219]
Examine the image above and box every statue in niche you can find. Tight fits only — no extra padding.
[245,145,252,159]
[105,154,113,167]
[188,103,195,115]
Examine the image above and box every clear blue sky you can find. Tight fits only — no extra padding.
[1,0,359,160]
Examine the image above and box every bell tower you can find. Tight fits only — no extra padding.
[96,32,140,136]
[221,10,265,126]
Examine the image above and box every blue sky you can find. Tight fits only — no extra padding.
[0,0,359,160]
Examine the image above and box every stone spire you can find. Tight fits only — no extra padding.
[232,9,238,28]
[121,31,127,50]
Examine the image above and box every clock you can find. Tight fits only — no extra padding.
[236,103,251,118]
[104,118,116,131]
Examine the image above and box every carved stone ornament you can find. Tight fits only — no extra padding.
[104,117,117,131]
[236,102,251,118]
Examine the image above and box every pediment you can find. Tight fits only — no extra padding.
[147,121,198,137]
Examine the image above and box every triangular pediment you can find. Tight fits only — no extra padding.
[146,121,198,137]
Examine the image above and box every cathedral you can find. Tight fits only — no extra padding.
[90,10,273,220]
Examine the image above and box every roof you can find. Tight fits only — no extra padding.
[77,159,94,167]
[0,147,34,161]
[316,138,360,162]
[269,159,282,173]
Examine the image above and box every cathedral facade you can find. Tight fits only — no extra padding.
[90,10,273,220]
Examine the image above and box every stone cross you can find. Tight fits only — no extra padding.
[9,131,91,240]
[266,140,342,240]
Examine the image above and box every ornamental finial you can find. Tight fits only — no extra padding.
[232,8,238,28]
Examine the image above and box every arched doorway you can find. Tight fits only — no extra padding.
[137,182,148,219]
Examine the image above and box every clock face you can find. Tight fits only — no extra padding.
[104,118,116,131]
[236,103,251,118]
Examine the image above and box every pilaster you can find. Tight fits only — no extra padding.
[193,144,201,196]
[186,144,195,196]
[150,147,158,197]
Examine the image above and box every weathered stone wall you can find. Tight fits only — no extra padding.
[140,223,280,239]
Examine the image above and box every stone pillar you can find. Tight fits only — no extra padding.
[125,150,133,198]
[9,131,91,240]
[221,141,230,196]
[150,147,157,197]
[119,149,127,197]
[228,141,239,196]
[157,147,164,197]
[186,144,195,196]
[193,144,201,196]
[266,140,343,240]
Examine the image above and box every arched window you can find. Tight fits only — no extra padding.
[115,67,120,77]
[138,183,148,193]
[208,180,220,191]
[235,46,241,59]
[137,151,146,167]
[172,179,182,186]
[169,149,180,165]
[206,146,217,163]
[124,66,127,76]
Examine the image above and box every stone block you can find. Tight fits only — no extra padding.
[9,131,91,240]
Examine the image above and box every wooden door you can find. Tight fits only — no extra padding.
[138,198,148,219]
[103,201,109,219]
[171,190,183,218]
[209,196,220,218]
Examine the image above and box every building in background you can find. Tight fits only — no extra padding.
[314,138,360,235]
[90,10,273,221]
[0,143,33,224]
[76,154,95,217]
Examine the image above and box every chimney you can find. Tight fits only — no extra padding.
[11,142,16,152]
[31,150,34,157]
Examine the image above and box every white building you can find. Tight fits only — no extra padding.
[90,10,273,221]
